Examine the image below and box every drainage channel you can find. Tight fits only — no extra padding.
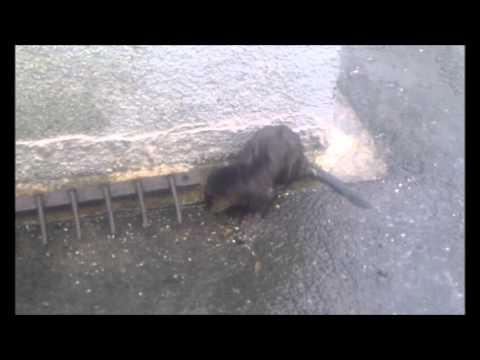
[15,170,206,245]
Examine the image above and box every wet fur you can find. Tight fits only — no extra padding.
[205,125,372,216]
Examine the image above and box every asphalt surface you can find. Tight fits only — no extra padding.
[15,46,465,314]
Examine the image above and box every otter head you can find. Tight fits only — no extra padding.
[204,165,245,213]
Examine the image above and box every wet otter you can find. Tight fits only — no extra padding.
[205,125,372,216]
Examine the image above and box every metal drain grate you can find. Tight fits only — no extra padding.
[15,170,205,244]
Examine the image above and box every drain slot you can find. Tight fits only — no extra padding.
[16,170,206,245]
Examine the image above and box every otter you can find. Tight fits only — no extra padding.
[204,125,372,216]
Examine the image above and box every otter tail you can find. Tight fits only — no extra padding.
[305,166,372,209]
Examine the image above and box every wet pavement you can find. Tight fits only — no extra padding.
[15,46,465,314]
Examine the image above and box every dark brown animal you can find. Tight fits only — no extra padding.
[205,125,372,216]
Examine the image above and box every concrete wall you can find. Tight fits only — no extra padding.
[16,45,345,196]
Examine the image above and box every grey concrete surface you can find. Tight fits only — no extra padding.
[15,46,340,194]
[15,45,464,314]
